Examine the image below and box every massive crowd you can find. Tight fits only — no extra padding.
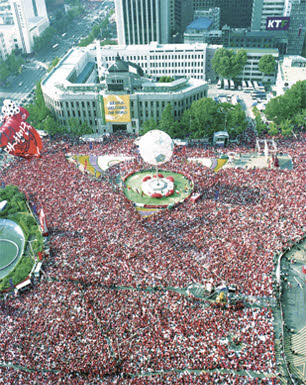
[0,133,305,384]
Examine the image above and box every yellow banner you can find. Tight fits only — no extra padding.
[103,95,131,123]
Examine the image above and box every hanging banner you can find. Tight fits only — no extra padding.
[39,208,48,237]
[103,95,131,123]
[0,100,42,158]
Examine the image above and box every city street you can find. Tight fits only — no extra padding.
[0,1,113,107]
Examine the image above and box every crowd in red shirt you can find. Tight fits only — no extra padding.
[0,133,304,384]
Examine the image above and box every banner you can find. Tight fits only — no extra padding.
[103,95,131,123]
[39,208,48,237]
[0,101,42,158]
[266,17,290,31]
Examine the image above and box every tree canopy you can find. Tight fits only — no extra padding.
[141,97,248,140]
[258,55,277,75]
[212,48,247,79]
[264,80,306,132]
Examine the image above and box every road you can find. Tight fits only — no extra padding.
[208,84,270,121]
[0,1,114,107]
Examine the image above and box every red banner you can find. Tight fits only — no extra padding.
[0,105,42,158]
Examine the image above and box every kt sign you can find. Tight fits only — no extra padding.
[266,17,290,31]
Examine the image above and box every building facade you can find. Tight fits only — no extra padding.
[251,0,285,31]
[115,0,192,45]
[97,42,208,81]
[286,0,306,55]
[193,0,252,28]
[41,48,208,135]
[235,47,279,82]
[0,0,49,54]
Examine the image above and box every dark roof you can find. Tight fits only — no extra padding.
[186,18,212,31]
[108,55,144,76]
[108,56,129,72]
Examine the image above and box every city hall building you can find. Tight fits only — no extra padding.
[41,46,208,134]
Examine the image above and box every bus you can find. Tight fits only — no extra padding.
[253,81,259,90]
[224,79,229,90]
[230,80,235,90]
[61,33,67,38]
[247,81,254,90]
[242,80,247,91]
[217,79,222,89]
[52,43,59,50]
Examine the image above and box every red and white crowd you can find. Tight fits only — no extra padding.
[0,133,304,384]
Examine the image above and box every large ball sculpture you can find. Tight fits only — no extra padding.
[138,130,173,166]
[138,130,174,198]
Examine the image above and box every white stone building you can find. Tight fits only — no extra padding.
[41,47,208,135]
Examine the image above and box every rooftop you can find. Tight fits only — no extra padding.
[279,55,306,84]
[186,18,213,31]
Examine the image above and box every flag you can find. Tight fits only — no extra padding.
[9,279,14,291]
[214,190,219,201]
[32,204,37,216]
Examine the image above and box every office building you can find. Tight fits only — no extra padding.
[10,0,49,53]
[0,0,13,24]
[96,41,208,80]
[235,47,279,82]
[184,24,288,55]
[287,0,306,55]
[184,18,215,44]
[0,27,15,59]
[194,8,220,29]
[251,0,285,31]
[193,0,252,28]
[114,0,193,45]
[41,47,208,134]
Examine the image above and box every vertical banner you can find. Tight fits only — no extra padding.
[39,208,48,237]
[103,95,131,123]
[9,278,14,291]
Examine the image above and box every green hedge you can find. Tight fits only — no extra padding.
[0,257,34,291]
[0,185,44,291]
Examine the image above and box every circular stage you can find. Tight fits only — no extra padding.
[123,170,193,208]
[0,219,25,280]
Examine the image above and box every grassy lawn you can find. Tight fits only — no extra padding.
[124,170,193,206]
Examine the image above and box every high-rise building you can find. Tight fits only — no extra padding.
[287,0,306,55]
[251,0,285,31]
[193,0,252,28]
[115,0,193,45]
[9,0,49,53]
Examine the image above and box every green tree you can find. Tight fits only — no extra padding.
[212,48,247,79]
[159,104,176,136]
[0,63,9,83]
[280,119,293,136]
[223,103,248,137]
[141,118,158,134]
[268,121,279,136]
[258,55,276,75]
[264,80,306,127]
[48,57,60,72]
[186,97,223,138]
